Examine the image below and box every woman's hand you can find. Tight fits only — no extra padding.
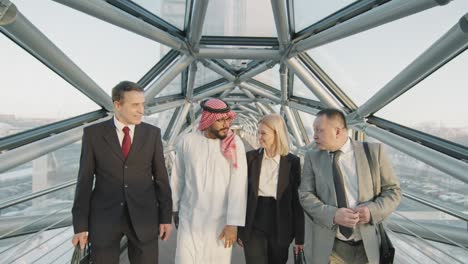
[237,238,244,247]
[294,244,304,254]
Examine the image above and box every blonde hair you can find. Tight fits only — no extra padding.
[258,114,290,156]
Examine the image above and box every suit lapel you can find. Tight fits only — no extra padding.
[127,124,147,160]
[251,149,263,197]
[276,155,290,200]
[352,140,374,202]
[103,119,125,161]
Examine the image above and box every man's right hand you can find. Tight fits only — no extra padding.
[72,232,88,249]
[173,211,179,229]
[334,208,359,228]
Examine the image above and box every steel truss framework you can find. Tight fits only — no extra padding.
[1,0,468,254]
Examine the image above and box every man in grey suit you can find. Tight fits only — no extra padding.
[299,108,401,264]
[71,81,172,263]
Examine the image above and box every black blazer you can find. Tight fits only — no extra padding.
[239,149,304,246]
[72,119,172,243]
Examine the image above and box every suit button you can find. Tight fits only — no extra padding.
[124,185,128,188]
[120,202,124,206]
[125,166,128,169]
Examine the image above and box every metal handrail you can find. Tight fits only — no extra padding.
[8,226,73,263]
[388,215,464,264]
[394,210,468,249]
[0,179,76,210]
[402,191,468,222]
[0,203,71,239]
[0,213,71,257]
[31,228,73,263]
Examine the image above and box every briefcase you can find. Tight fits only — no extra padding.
[70,244,91,264]
[379,223,395,264]
[293,248,307,264]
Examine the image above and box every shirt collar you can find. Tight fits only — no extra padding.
[339,137,352,154]
[114,116,135,133]
[328,137,352,155]
[262,150,280,164]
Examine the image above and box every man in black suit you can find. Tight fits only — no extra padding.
[71,81,172,263]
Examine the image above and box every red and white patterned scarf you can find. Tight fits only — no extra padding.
[198,99,238,168]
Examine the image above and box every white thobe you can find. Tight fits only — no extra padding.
[171,131,248,264]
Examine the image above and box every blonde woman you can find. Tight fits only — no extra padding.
[238,114,304,264]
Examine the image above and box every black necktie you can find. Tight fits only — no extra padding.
[332,150,353,238]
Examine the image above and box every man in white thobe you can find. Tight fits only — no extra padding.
[171,98,248,264]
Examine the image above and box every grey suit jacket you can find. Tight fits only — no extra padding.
[298,140,401,264]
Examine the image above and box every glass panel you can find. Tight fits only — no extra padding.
[252,64,280,90]
[366,136,467,215]
[202,0,277,37]
[0,35,100,138]
[194,61,223,88]
[0,142,80,216]
[297,111,316,141]
[13,0,169,95]
[389,212,468,263]
[294,0,356,32]
[272,104,281,113]
[292,75,319,100]
[132,0,186,30]
[0,226,74,262]
[306,1,468,106]
[154,74,182,97]
[144,108,176,136]
[376,52,468,147]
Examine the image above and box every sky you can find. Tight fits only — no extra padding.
[1,0,467,130]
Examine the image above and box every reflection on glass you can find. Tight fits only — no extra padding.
[306,1,468,105]
[253,64,280,90]
[294,0,355,32]
[0,35,100,138]
[13,0,167,94]
[154,75,182,97]
[0,225,74,262]
[366,136,467,218]
[0,142,81,217]
[292,75,319,100]
[132,0,186,30]
[202,0,276,37]
[389,222,468,263]
[377,52,468,147]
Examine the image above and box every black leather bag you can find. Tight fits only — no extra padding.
[70,244,91,264]
[293,248,307,264]
[363,142,395,264]
[378,222,395,264]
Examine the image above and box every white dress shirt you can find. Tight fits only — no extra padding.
[258,152,280,199]
[114,116,135,146]
[333,138,362,241]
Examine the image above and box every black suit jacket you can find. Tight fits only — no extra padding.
[72,118,172,243]
[239,149,304,246]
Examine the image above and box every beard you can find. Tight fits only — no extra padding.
[208,127,228,140]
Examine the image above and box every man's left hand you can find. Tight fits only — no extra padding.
[159,224,172,241]
[355,205,371,224]
[218,225,237,248]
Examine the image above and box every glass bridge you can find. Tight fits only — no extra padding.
[1,0,467,263]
